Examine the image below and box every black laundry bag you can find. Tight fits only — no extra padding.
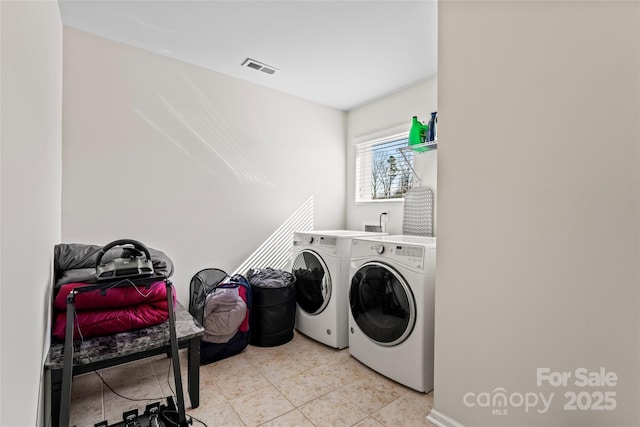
[246,268,296,347]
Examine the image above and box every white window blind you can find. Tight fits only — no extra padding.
[355,131,414,202]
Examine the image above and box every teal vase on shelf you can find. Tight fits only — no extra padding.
[408,116,428,152]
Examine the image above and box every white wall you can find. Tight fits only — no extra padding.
[346,78,437,235]
[432,2,639,426]
[0,1,62,425]
[62,28,346,303]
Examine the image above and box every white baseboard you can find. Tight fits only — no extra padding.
[427,409,466,427]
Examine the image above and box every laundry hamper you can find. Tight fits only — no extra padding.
[246,268,296,347]
[188,268,252,364]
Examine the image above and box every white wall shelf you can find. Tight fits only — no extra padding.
[400,141,438,153]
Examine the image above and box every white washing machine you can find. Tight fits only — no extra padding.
[291,230,385,349]
[348,235,436,392]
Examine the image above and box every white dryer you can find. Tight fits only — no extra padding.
[348,235,436,392]
[291,230,385,349]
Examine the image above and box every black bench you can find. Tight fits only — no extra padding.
[45,301,204,427]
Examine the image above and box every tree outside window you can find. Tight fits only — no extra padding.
[370,138,413,200]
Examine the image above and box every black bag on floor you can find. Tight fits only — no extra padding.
[246,268,296,347]
[189,268,252,364]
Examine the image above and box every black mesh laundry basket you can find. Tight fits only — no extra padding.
[246,268,296,347]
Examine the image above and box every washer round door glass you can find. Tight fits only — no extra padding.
[350,262,415,346]
[292,250,331,315]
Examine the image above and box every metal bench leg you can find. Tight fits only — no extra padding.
[51,369,62,427]
[188,336,200,408]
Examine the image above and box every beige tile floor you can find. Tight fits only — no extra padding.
[69,331,435,427]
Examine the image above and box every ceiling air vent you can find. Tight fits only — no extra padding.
[242,58,278,75]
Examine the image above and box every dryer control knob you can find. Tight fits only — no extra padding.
[374,244,385,254]
[306,236,314,244]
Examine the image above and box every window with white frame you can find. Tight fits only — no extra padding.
[354,127,414,202]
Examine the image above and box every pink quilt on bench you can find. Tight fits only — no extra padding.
[52,281,175,340]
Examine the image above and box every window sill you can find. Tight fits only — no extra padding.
[355,199,405,204]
